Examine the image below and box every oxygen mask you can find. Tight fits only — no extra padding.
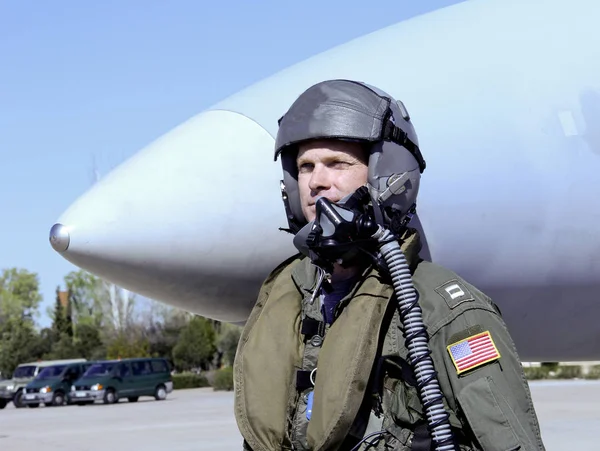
[293,186,380,272]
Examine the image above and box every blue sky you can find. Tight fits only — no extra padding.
[0,0,464,327]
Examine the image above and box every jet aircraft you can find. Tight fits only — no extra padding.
[49,0,600,362]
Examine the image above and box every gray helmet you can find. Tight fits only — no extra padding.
[275,79,426,234]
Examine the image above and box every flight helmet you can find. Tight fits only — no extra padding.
[274,79,426,235]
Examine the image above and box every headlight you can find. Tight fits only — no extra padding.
[6,385,14,391]
[91,384,103,391]
[71,385,75,392]
[40,386,52,394]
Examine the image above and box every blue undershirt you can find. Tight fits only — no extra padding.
[320,277,357,324]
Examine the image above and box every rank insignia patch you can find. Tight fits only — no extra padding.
[435,280,474,309]
[447,331,500,375]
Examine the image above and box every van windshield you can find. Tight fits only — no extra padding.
[83,363,116,377]
[37,365,67,379]
[13,365,37,379]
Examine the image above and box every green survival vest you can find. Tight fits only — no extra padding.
[233,230,545,451]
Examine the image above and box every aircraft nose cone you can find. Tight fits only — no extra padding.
[49,223,70,252]
[49,108,293,322]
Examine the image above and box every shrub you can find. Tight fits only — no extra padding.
[212,367,234,391]
[172,372,210,389]
[540,362,559,371]
[523,364,591,380]
[584,365,600,380]
[554,365,582,379]
[523,366,550,380]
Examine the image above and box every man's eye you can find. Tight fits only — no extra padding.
[298,163,313,173]
[331,161,350,169]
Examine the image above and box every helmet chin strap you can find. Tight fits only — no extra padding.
[368,187,386,229]
[278,180,304,235]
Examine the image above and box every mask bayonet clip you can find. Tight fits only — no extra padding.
[309,269,326,305]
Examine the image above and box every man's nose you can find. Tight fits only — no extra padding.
[308,165,331,192]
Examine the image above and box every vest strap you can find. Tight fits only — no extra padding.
[301,317,324,339]
[410,422,432,451]
[296,370,313,391]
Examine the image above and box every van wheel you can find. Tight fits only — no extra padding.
[127,396,139,402]
[52,392,65,406]
[13,390,25,408]
[103,389,117,404]
[154,384,167,401]
[0,399,7,409]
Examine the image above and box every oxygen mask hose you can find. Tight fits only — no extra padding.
[373,226,457,451]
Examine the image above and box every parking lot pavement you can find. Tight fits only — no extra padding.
[0,381,598,450]
[0,387,241,451]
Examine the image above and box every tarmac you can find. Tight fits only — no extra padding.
[0,380,598,450]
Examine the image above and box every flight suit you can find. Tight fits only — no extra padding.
[233,229,546,451]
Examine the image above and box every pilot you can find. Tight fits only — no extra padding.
[233,79,546,451]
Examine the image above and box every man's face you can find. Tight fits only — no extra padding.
[296,139,368,222]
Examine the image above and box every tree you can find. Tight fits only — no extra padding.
[217,323,242,367]
[64,270,137,337]
[0,268,42,323]
[43,333,78,360]
[172,316,217,372]
[0,318,39,376]
[64,270,107,326]
[64,291,73,337]
[105,333,150,360]
[46,287,77,358]
[52,287,66,337]
[74,323,105,360]
[28,328,55,360]
[141,308,189,360]
[0,268,42,375]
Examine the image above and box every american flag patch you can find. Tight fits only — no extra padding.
[447,331,501,374]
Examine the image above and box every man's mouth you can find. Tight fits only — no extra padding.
[310,199,339,207]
